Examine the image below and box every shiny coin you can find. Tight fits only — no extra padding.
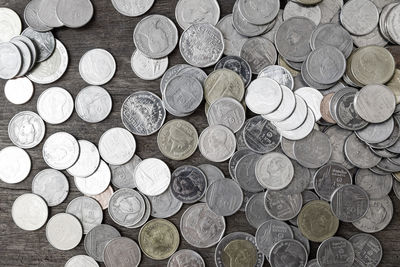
[24,0,53,32]
[11,39,32,77]
[131,49,168,80]
[43,132,79,170]
[284,0,321,25]
[331,185,369,222]
[79,49,116,85]
[108,188,145,227]
[349,233,383,267]
[99,127,136,165]
[160,64,207,95]
[214,55,252,87]
[135,158,171,196]
[37,87,74,124]
[240,37,277,74]
[65,255,99,267]
[199,125,236,162]
[295,87,323,121]
[89,185,114,210]
[0,42,21,79]
[121,91,166,136]
[8,111,45,149]
[206,179,243,216]
[245,78,282,115]
[255,220,293,258]
[46,213,82,251]
[74,160,111,196]
[355,169,393,199]
[0,146,31,184]
[168,249,204,267]
[22,27,55,62]
[4,77,34,105]
[175,0,219,30]
[258,65,294,90]
[0,8,22,42]
[216,15,248,56]
[207,97,245,133]
[148,186,182,218]
[245,192,272,229]
[66,196,103,234]
[280,107,316,141]
[32,169,69,207]
[235,153,263,193]
[139,219,180,260]
[273,95,308,131]
[129,192,151,228]
[67,140,100,178]
[12,193,48,231]
[170,165,207,203]
[84,224,121,262]
[56,0,94,28]
[111,0,154,17]
[243,116,281,153]
[37,0,64,28]
[75,86,112,123]
[232,1,270,37]
[11,35,37,69]
[355,118,394,144]
[345,133,382,168]
[110,155,141,189]
[263,85,296,123]
[270,239,308,267]
[317,237,355,267]
[237,0,280,25]
[104,237,141,267]
[340,0,379,35]
[264,190,303,221]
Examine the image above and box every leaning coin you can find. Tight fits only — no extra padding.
[243,116,281,153]
[11,35,37,69]
[22,27,55,62]
[104,237,141,267]
[245,193,272,229]
[32,169,69,207]
[199,125,236,162]
[46,213,82,251]
[66,196,103,234]
[37,87,74,124]
[355,168,393,199]
[84,224,121,262]
[295,87,323,121]
[214,55,252,87]
[8,111,45,149]
[79,48,116,85]
[344,133,382,169]
[170,165,207,203]
[349,233,383,267]
[65,255,98,267]
[207,97,246,133]
[330,185,369,222]
[175,0,220,30]
[74,160,111,196]
[131,49,168,80]
[168,249,205,267]
[273,95,308,131]
[89,185,114,210]
[42,132,79,170]
[134,158,171,196]
[110,155,141,189]
[12,193,48,231]
[279,108,316,141]
[4,77,34,105]
[148,186,182,219]
[206,179,243,216]
[75,86,112,123]
[0,146,31,184]
[99,127,136,165]
[0,8,22,42]
[270,239,308,267]
[245,78,282,115]
[11,39,32,77]
[56,0,94,28]
[109,188,145,227]
[317,237,355,267]
[0,42,21,79]
[67,140,100,178]
[111,0,154,17]
[264,190,303,221]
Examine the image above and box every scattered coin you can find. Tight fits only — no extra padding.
[240,37,277,74]
[104,237,141,267]
[355,169,393,199]
[8,111,45,149]
[0,7,22,42]
[168,249,205,267]
[24,0,53,32]
[175,0,219,30]
[216,15,248,56]
[243,115,281,153]
[349,233,383,267]
[131,49,168,80]
[79,48,116,85]
[32,169,69,207]
[111,0,154,17]
[65,255,99,267]
[37,0,64,28]
[75,86,113,123]
[99,127,136,165]
[245,192,272,229]
[84,224,121,262]
[74,160,111,196]
[4,77,34,105]
[214,55,252,87]
[199,125,236,162]
[345,133,382,169]
[37,87,74,124]
[245,78,282,115]
[56,0,94,28]
[235,153,264,192]
[340,0,379,36]
[0,146,31,184]
[355,118,394,144]
[66,196,103,234]
[46,213,82,251]
[129,192,151,229]
[206,179,243,216]
[43,132,79,170]
[148,186,182,219]
[67,140,100,178]
[317,236,355,267]
[238,0,280,25]
[11,193,48,231]
[134,158,171,196]
[108,188,145,227]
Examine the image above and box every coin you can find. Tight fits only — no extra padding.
[131,49,168,80]
[199,125,236,162]
[245,193,272,229]
[349,233,383,267]
[84,224,121,262]
[232,2,270,37]
[229,149,253,180]
[32,169,69,207]
[37,0,63,28]
[284,1,321,25]
[356,117,395,144]
[386,4,400,44]
[43,132,79,170]
[180,23,224,67]
[65,255,99,267]
[331,185,369,222]
[24,0,53,32]
[198,164,224,202]
[11,35,37,69]
[37,87,74,124]
[99,127,136,165]
[258,65,294,90]
[8,111,45,149]
[317,237,355,267]
[295,87,323,121]
[139,219,180,260]
[67,140,100,178]
[237,0,280,25]
[344,133,382,168]
[46,213,82,251]
[74,160,111,196]
[206,179,243,216]
[11,39,32,77]
[351,26,388,48]
[175,0,219,30]
[111,0,154,17]
[168,249,205,267]
[129,192,151,228]
[4,77,34,105]
[214,55,252,87]
[270,239,308,267]
[273,95,308,131]
[280,107,316,141]
[79,48,116,85]
[281,161,312,195]
[264,190,303,220]
[306,259,319,267]
[340,0,379,35]
[216,15,248,56]
[170,165,207,203]
[104,237,141,267]
[12,193,48,231]
[240,37,277,74]
[0,42,21,79]
[75,86,113,123]
[261,10,284,42]
[291,225,311,254]
[22,27,55,62]
[207,97,246,133]
[160,64,207,95]
[255,220,293,258]
[0,8,22,42]
[108,188,145,227]
[66,196,103,234]
[110,155,141,189]
[245,78,282,115]
[0,146,31,184]
[56,0,94,28]
[134,158,171,196]
[386,69,400,104]
[235,153,264,192]
[148,186,182,218]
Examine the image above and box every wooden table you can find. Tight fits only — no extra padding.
[0,0,399,266]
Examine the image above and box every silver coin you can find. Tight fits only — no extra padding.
[313,163,353,201]
[216,15,248,56]
[175,0,220,30]
[104,237,141,267]
[160,64,207,95]
[289,190,320,226]
[46,213,82,251]
[206,179,243,216]
[111,0,154,17]
[134,14,178,58]
[319,0,343,23]
[295,87,323,121]
[232,2,270,37]
[79,48,116,85]
[131,49,168,80]
[12,34,38,70]
[281,137,296,160]
[376,158,400,172]
[0,42,21,79]
[340,0,379,35]
[258,65,294,90]
[214,55,252,87]
[283,1,321,25]
[179,23,224,67]
[0,8,22,42]
[229,149,254,180]
[99,127,136,165]
[255,152,294,190]
[291,226,310,255]
[351,26,388,48]
[280,108,316,141]
[84,224,121,262]
[11,40,32,77]
[245,192,272,229]
[245,78,283,115]
[207,97,245,133]
[371,116,400,150]
[75,85,112,123]
[235,153,263,192]
[198,164,225,201]
[27,39,68,84]
[129,192,151,228]
[56,0,94,28]
[270,239,308,267]
[280,160,312,195]
[37,87,74,124]
[261,10,284,43]
[317,236,355,267]
[22,27,55,62]
[273,95,308,131]
[355,169,393,200]
[170,165,207,203]
[0,146,31,184]
[32,169,69,207]
[38,0,64,28]
[67,140,100,178]
[121,91,166,136]
[344,133,382,169]
[43,132,79,170]
[240,37,277,74]
[168,249,205,267]
[66,196,103,234]
[331,184,369,222]
[110,155,141,189]
[108,188,145,227]
[264,190,302,221]
[255,220,293,258]
[148,186,182,218]
[134,158,171,196]
[355,118,394,144]
[237,0,280,25]
[349,233,383,267]
[65,255,99,267]
[4,77,34,105]
[324,125,354,168]
[8,111,45,149]
[12,193,48,231]
[386,4,400,44]
[24,0,53,32]
[235,125,248,151]
[199,125,236,162]
[74,160,111,196]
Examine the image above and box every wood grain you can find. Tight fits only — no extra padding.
[0,0,399,266]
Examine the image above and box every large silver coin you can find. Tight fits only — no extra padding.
[355,169,393,199]
[355,118,394,144]
[349,233,383,267]
[4,77,34,105]
[65,255,98,267]
[240,37,277,74]
[344,133,382,169]
[0,8,22,42]
[214,55,252,87]
[24,0,53,32]
[32,169,69,207]
[273,95,308,131]
[104,237,141,267]
[8,111,45,149]
[99,127,136,165]
[269,239,308,267]
[168,249,205,267]
[206,179,243,216]
[0,42,21,79]
[108,188,145,227]
[317,236,355,267]
[134,158,171,196]
[258,65,294,90]
[110,155,141,189]
[131,49,168,80]
[42,132,79,170]
[79,49,116,85]
[66,196,103,234]
[74,160,111,196]
[75,86,112,123]
[67,140,100,178]
[111,0,154,17]
[245,78,282,115]
[56,0,94,28]
[245,192,272,229]
[22,27,55,62]
[340,0,379,35]
[216,15,248,56]
[160,64,207,95]
[38,0,64,28]
[46,213,82,251]
[148,186,182,218]
[37,87,74,124]
[84,224,121,262]
[12,193,48,231]
[264,190,303,221]
[0,146,31,184]
[208,97,246,133]
[199,125,236,162]
[237,0,280,25]
[175,0,220,30]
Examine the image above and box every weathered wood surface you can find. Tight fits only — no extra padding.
[0,0,399,266]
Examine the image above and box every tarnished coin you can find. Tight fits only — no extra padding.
[67,140,100,178]
[355,118,394,144]
[181,203,225,248]
[37,87,74,124]
[199,125,236,162]
[108,188,145,227]
[245,193,272,229]
[170,165,207,203]
[46,213,82,251]
[168,249,205,267]
[98,127,136,165]
[66,196,103,234]
[134,14,178,58]
[37,0,64,28]
[65,255,99,267]
[284,1,321,25]
[255,152,294,190]
[215,56,252,88]
[175,0,220,30]
[139,219,180,260]
[207,97,246,133]
[12,193,48,231]
[22,27,55,62]
[270,239,308,267]
[148,186,182,218]
[255,220,293,258]
[121,91,166,136]
[111,0,154,17]
[74,160,111,196]
[232,2,271,37]
[206,179,243,216]
[317,237,355,267]
[24,0,53,32]
[258,65,294,90]
[298,200,339,242]
[243,116,281,153]
[0,42,21,79]
[4,77,34,105]
[75,86,112,123]
[79,49,116,85]
[237,0,280,25]
[313,163,352,201]
[355,169,393,199]
[180,23,224,67]
[134,158,171,196]
[56,0,94,28]
[84,224,121,262]
[340,0,379,35]
[331,185,369,222]
[235,153,263,193]
[43,132,79,170]
[245,78,282,115]
[240,37,277,74]
[344,134,382,169]
[8,111,45,149]
[32,169,69,207]
[110,155,141,189]
[104,237,141,267]
[216,15,248,56]
[349,233,383,267]
[0,8,22,42]
[325,126,354,168]
[264,190,303,221]
[131,49,168,80]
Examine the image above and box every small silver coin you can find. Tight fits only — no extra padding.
[269,239,308,267]
[170,165,207,203]
[22,27,55,62]
[245,78,283,115]
[74,160,111,196]
[108,188,145,227]
[75,86,113,123]
[175,0,220,30]
[258,65,294,90]
[317,237,355,267]
[12,193,48,231]
[66,196,103,234]
[245,192,272,229]
[46,213,82,251]
[79,48,116,85]
[216,15,248,56]
[0,8,22,42]
[199,125,236,163]
[65,255,99,267]
[24,0,53,32]
[264,190,303,221]
[134,158,171,196]
[37,87,74,125]
[148,186,182,218]
[168,249,205,267]
[32,169,69,207]
[355,168,393,199]
[110,155,141,189]
[243,115,281,153]
[56,0,94,28]
[331,185,370,222]
[240,37,277,74]
[42,132,79,170]
[4,77,34,105]
[206,179,243,216]
[345,133,382,169]
[8,111,45,149]
[111,0,154,17]
[104,237,141,267]
[235,153,264,193]
[67,140,100,178]
[98,127,136,165]
[84,224,121,262]
[349,233,383,267]
[0,42,21,79]
[131,49,168,80]
[207,97,246,133]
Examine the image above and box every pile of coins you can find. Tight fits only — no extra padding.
[2,0,400,266]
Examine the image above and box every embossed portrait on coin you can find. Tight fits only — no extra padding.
[173,172,202,196]
[41,91,69,121]
[113,195,141,222]
[266,158,287,180]
[145,224,175,254]
[36,176,65,204]
[368,202,387,224]
[174,254,203,267]
[138,19,168,54]
[359,52,379,79]
[184,205,221,242]
[223,240,257,267]
[206,128,231,157]
[183,1,212,25]
[165,126,194,153]
[130,98,156,126]
[13,116,39,145]
[79,93,109,119]
[320,57,339,80]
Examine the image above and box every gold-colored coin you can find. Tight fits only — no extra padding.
[278,55,299,77]
[297,200,339,243]
[204,69,245,105]
[386,69,400,104]
[222,239,258,267]
[157,119,198,161]
[138,219,180,260]
[393,172,400,182]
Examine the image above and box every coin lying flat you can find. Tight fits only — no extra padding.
[168,249,205,267]
[232,1,270,38]
[24,0,53,32]
[74,160,111,196]
[99,127,136,165]
[8,111,45,149]
[284,1,321,25]
[37,0,63,28]
[349,233,383,267]
[317,237,355,267]
[258,65,294,90]
[206,179,243,216]
[243,116,281,153]
[331,185,369,222]
[245,192,272,229]
[160,64,207,94]
[109,188,145,227]
[43,132,79,170]
[281,161,313,195]
[84,224,121,262]
[0,42,21,79]
[340,0,379,35]
[264,190,303,221]
[56,0,94,28]
[0,146,31,184]
[37,87,74,124]
[22,27,55,62]
[355,169,393,199]
[12,193,48,231]
[355,118,394,144]
[129,192,151,229]
[170,165,207,203]
[131,48,168,81]
[148,186,182,219]
[175,0,220,30]
[111,0,154,17]
[270,239,308,267]
[238,0,279,25]
[46,213,82,251]
[199,125,236,162]
[4,77,34,105]
[235,153,263,192]
[216,15,248,56]
[65,255,99,267]
[245,78,282,115]
[75,86,113,123]
[67,140,100,178]
[0,8,22,42]
[240,37,277,74]
[104,237,142,267]
[345,133,382,169]
[214,55,252,87]
[32,169,69,207]
[110,155,141,189]
[207,97,246,133]
[12,34,37,69]
[66,196,102,234]
[79,49,116,85]
[135,158,171,196]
